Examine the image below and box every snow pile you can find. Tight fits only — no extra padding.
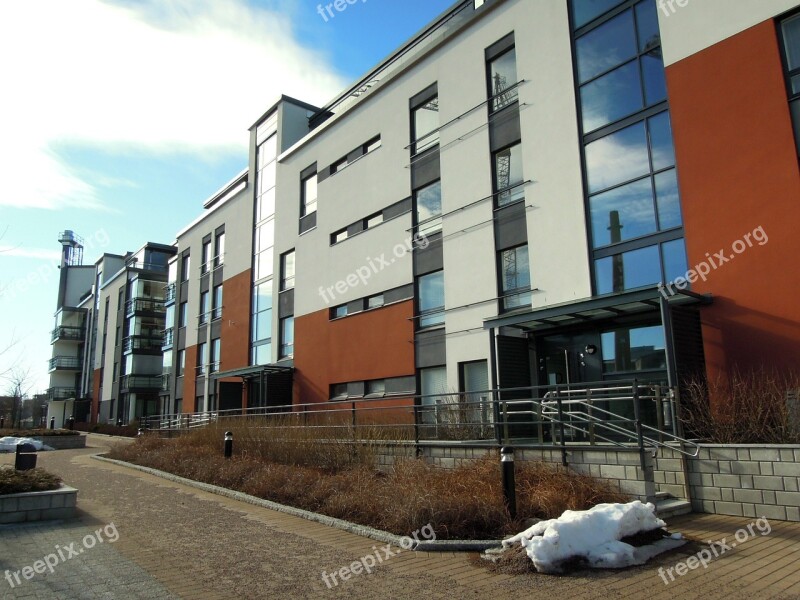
[0,437,51,452]
[502,501,674,573]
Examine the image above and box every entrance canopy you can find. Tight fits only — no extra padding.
[484,286,712,333]
[211,364,293,381]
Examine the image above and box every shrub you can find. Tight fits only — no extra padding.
[73,422,139,438]
[0,429,80,437]
[680,368,800,444]
[109,422,628,539]
[0,467,62,495]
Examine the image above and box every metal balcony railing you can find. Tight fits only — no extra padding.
[48,356,82,371]
[162,328,174,348]
[161,370,172,391]
[164,282,177,303]
[51,326,85,343]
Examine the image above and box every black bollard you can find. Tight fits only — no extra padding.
[49,416,55,430]
[224,431,233,459]
[501,446,517,520]
[0,416,4,429]
[67,415,75,431]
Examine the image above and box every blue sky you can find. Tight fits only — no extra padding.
[0,0,455,394]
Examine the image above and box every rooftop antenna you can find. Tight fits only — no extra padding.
[58,230,84,267]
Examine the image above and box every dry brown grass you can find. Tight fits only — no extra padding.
[681,368,800,444]
[0,467,62,495]
[108,421,628,540]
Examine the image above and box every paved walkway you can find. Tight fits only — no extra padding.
[1,435,799,599]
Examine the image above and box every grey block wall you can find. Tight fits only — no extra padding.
[0,486,78,524]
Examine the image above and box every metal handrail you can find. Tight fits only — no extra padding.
[142,380,699,458]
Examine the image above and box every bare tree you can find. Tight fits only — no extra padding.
[4,366,34,429]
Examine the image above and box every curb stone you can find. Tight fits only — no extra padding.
[91,454,504,552]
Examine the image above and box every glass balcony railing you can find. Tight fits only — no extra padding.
[161,370,172,391]
[164,282,177,304]
[123,336,164,353]
[47,387,78,400]
[162,328,174,348]
[120,375,162,391]
[51,326,85,343]
[48,356,82,372]
[125,298,166,317]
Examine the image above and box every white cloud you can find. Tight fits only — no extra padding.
[0,0,345,211]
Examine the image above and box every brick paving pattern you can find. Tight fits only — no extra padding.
[0,434,798,599]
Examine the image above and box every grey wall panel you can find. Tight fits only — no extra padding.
[494,203,528,250]
[299,212,317,234]
[489,108,521,152]
[210,319,222,340]
[411,150,441,190]
[413,234,443,276]
[415,329,446,368]
[384,197,412,220]
[384,284,414,304]
[279,289,295,318]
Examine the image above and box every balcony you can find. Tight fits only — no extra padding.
[47,387,77,401]
[164,282,177,304]
[162,328,174,349]
[123,335,164,354]
[48,356,82,372]
[161,369,172,391]
[120,375,162,392]
[51,326,85,344]
[125,298,166,318]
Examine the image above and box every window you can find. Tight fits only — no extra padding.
[331,157,349,174]
[197,342,207,375]
[280,250,296,291]
[488,47,518,111]
[365,212,383,229]
[212,285,223,320]
[201,241,211,274]
[331,383,348,399]
[255,218,275,281]
[412,95,439,154]
[418,271,445,328]
[331,228,348,244]
[180,254,190,282]
[499,245,531,311]
[178,302,188,328]
[214,232,225,268]
[601,325,666,373]
[280,316,294,358]
[331,305,348,319]
[199,291,209,324]
[415,180,442,236]
[177,349,185,377]
[364,136,382,153]
[210,338,221,373]
[494,143,524,206]
[420,366,447,424]
[780,13,800,154]
[301,173,317,217]
[366,379,386,396]
[366,293,384,309]
[594,239,687,295]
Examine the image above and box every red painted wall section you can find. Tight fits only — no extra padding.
[667,21,800,380]
[219,269,252,409]
[91,369,102,423]
[294,300,416,405]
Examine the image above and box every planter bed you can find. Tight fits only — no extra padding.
[0,485,78,524]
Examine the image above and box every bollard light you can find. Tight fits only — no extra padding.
[67,415,75,431]
[49,416,55,430]
[0,416,4,428]
[501,446,517,520]
[137,428,144,437]
[224,431,233,459]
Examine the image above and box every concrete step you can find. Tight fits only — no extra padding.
[656,495,692,520]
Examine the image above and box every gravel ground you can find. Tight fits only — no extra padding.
[0,434,797,599]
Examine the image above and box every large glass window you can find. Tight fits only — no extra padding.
[499,245,531,311]
[212,285,223,320]
[494,143,525,206]
[199,291,209,325]
[570,0,626,29]
[280,250,296,291]
[197,342,207,376]
[489,47,518,111]
[210,338,221,373]
[176,349,185,377]
[576,1,666,133]
[780,13,800,154]
[214,233,225,268]
[180,255,190,282]
[415,180,442,236]
[301,173,317,217]
[601,324,666,373]
[412,95,439,154]
[417,271,445,328]
[280,317,294,358]
[201,241,211,275]
[178,302,187,328]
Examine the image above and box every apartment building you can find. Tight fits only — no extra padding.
[49,0,800,424]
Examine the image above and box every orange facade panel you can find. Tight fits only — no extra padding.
[667,21,800,378]
[294,300,416,405]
